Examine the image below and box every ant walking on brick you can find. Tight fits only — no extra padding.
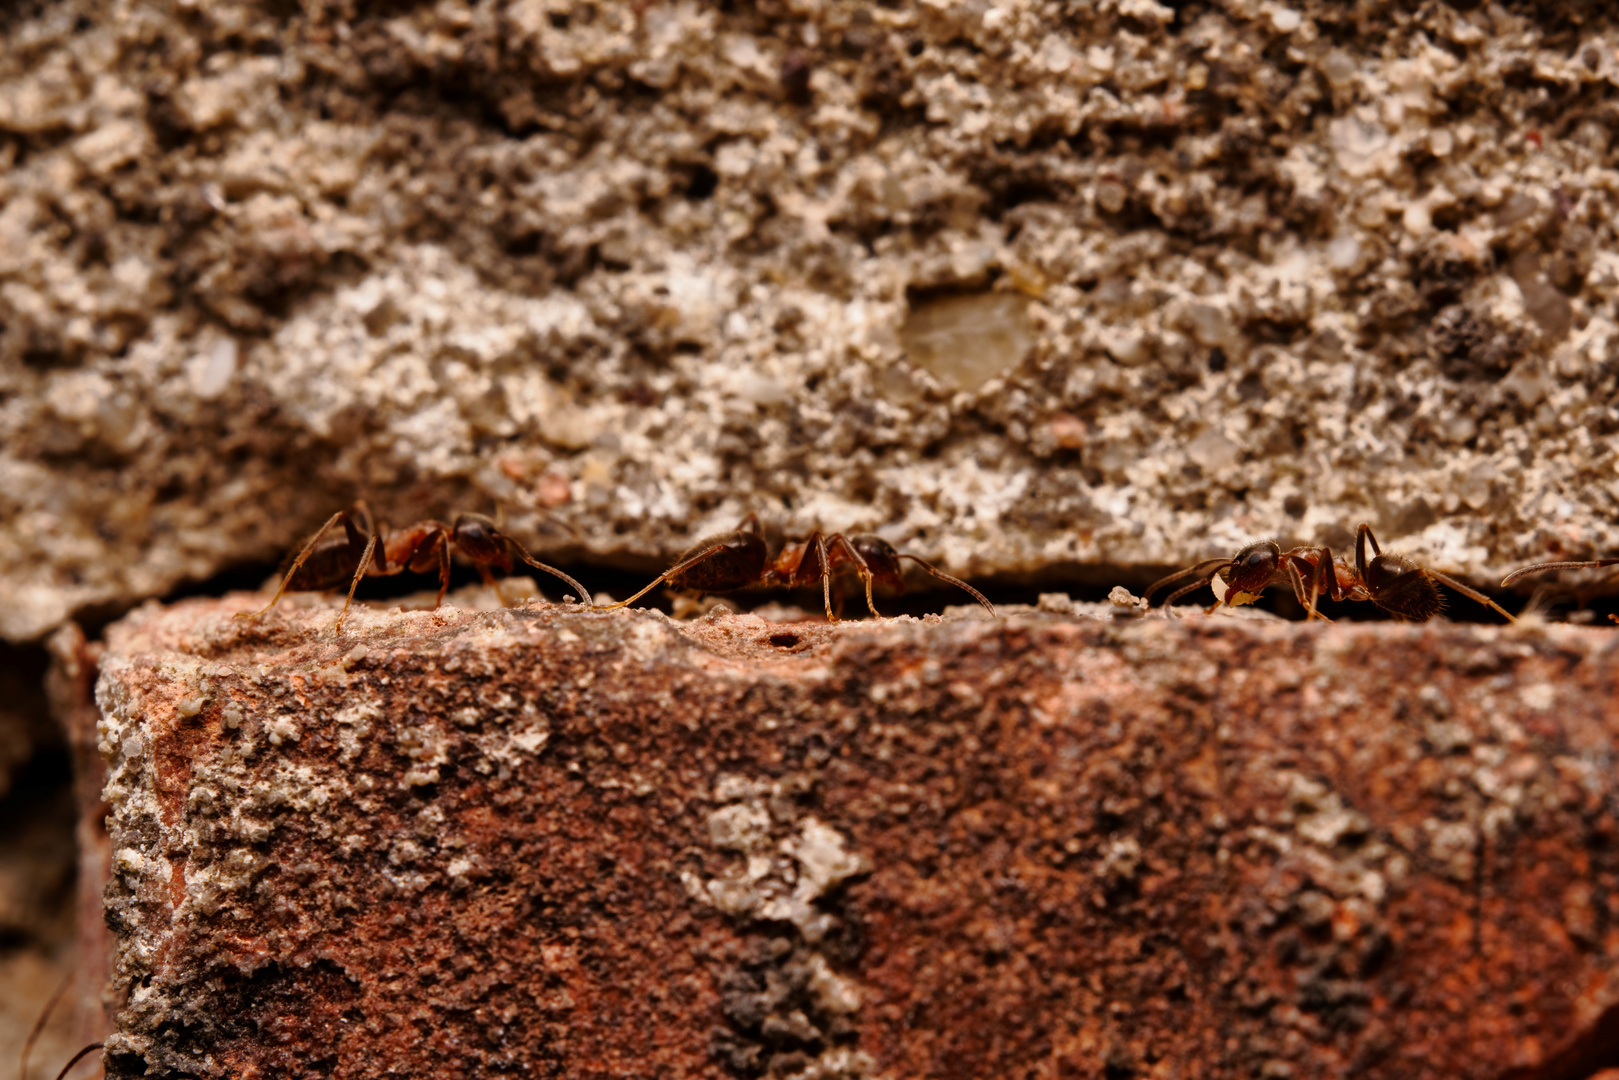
[1146,524,1515,622]
[597,513,995,621]
[236,502,588,632]
[1145,539,1338,619]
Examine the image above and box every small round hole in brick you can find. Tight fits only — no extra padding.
[768,633,800,649]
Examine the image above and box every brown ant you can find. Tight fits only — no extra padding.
[597,513,995,620]
[1146,524,1515,622]
[236,501,588,632]
[1145,540,1339,619]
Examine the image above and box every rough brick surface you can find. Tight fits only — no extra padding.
[95,595,1619,1080]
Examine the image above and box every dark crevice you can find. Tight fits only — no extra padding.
[104,548,1566,629]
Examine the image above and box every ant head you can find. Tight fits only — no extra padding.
[850,535,906,588]
[452,513,508,564]
[1225,541,1281,594]
[1364,553,1443,620]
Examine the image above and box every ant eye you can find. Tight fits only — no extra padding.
[1243,551,1270,570]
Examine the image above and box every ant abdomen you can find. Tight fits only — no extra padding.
[1363,553,1444,621]
[286,541,371,590]
[670,531,768,593]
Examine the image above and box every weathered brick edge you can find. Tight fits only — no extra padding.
[93,597,1619,1079]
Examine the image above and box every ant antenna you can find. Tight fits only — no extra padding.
[1144,557,1234,615]
[896,554,996,615]
[45,1044,101,1080]
[1501,560,1619,587]
[504,499,583,542]
[19,969,73,1080]
[499,533,589,605]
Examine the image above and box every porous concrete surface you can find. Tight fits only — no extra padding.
[95,594,1619,1079]
[6,1,1619,642]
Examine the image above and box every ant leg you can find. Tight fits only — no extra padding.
[1283,558,1332,621]
[1501,559,1619,587]
[467,562,510,607]
[1308,547,1338,615]
[897,554,995,616]
[598,543,739,611]
[776,531,839,620]
[501,533,590,604]
[824,534,882,618]
[432,532,452,609]
[237,510,349,621]
[333,530,380,634]
[1355,523,1380,581]
[811,533,839,622]
[1144,558,1234,609]
[1286,548,1336,620]
[1424,569,1517,623]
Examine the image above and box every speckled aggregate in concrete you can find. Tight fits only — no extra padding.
[5,2,1619,641]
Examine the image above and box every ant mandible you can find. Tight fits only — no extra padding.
[236,501,589,632]
[1145,524,1515,622]
[597,513,995,621]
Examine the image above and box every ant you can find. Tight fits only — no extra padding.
[597,513,995,621]
[236,501,588,632]
[1145,524,1515,622]
[1145,539,1339,619]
